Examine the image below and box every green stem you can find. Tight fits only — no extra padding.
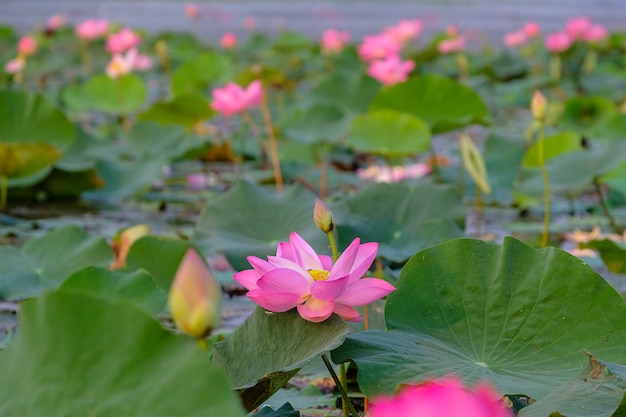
[549,54,561,81]
[0,175,7,211]
[260,90,284,193]
[327,230,339,262]
[196,338,208,350]
[593,177,623,235]
[429,145,442,183]
[537,122,551,247]
[322,353,360,417]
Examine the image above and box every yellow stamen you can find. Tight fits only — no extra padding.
[308,269,330,281]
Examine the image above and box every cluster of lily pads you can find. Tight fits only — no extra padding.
[2,10,626,417]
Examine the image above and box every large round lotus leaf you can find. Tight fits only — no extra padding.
[309,72,380,114]
[346,109,431,158]
[332,238,626,403]
[522,131,582,168]
[0,142,60,180]
[590,113,626,141]
[580,239,626,274]
[332,182,465,263]
[282,104,350,145]
[213,307,349,411]
[62,74,147,115]
[559,95,616,135]
[172,52,232,95]
[137,93,214,129]
[0,225,112,299]
[370,75,490,133]
[125,236,190,291]
[0,290,245,417]
[192,181,329,271]
[123,122,199,160]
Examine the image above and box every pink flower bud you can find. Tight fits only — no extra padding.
[531,90,547,121]
[367,54,415,86]
[17,36,37,57]
[220,32,237,49]
[185,3,200,20]
[4,57,25,74]
[321,29,350,54]
[75,19,110,41]
[524,22,541,37]
[545,32,572,53]
[314,198,334,233]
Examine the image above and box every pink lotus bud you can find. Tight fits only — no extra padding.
[503,30,527,48]
[446,25,459,37]
[75,19,109,41]
[109,224,151,270]
[5,57,25,74]
[185,3,200,20]
[585,24,609,43]
[437,36,466,54]
[17,36,37,57]
[367,54,415,86]
[220,32,237,49]
[384,19,422,44]
[210,80,263,116]
[566,16,593,40]
[321,29,350,54]
[244,16,256,31]
[524,22,541,37]
[358,33,402,62]
[46,14,66,31]
[545,32,572,53]
[314,198,334,233]
[168,248,222,338]
[106,28,141,54]
[531,90,547,120]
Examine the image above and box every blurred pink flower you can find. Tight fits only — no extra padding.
[545,32,572,53]
[17,36,37,57]
[105,48,152,78]
[47,14,66,31]
[75,19,109,41]
[438,36,465,54]
[234,231,395,323]
[566,16,593,40]
[321,29,350,54]
[358,33,402,62]
[185,3,200,20]
[106,28,141,54]
[369,375,512,417]
[446,25,459,37]
[4,57,25,74]
[585,24,609,42]
[244,16,256,31]
[210,80,263,116]
[367,54,415,85]
[384,19,422,44]
[220,32,238,49]
[356,163,431,183]
[503,30,527,48]
[187,173,206,190]
[524,22,541,37]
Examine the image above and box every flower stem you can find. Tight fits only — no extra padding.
[196,337,208,350]
[0,174,7,211]
[260,91,284,193]
[537,121,551,247]
[327,230,339,262]
[322,353,360,417]
[593,177,623,235]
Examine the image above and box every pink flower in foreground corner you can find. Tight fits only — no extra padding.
[367,54,415,86]
[234,231,395,323]
[369,375,512,417]
[210,80,263,116]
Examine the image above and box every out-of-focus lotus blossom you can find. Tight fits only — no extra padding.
[584,24,609,42]
[220,32,238,49]
[234,231,395,323]
[367,54,415,85]
[531,90,548,121]
[524,22,541,37]
[46,14,66,31]
[446,25,459,37]
[169,248,222,338]
[187,173,207,191]
[384,19,422,44]
[369,375,512,417]
[503,30,527,48]
[75,19,109,41]
[566,16,593,40]
[244,16,256,31]
[106,28,141,54]
[4,57,25,74]
[545,32,572,53]
[110,224,151,270]
[210,80,263,116]
[358,33,402,62]
[437,36,466,54]
[321,29,350,54]
[17,36,37,57]
[185,3,200,20]
[356,163,431,183]
[106,48,152,78]
[129,49,153,71]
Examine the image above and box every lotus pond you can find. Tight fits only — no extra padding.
[2,12,626,417]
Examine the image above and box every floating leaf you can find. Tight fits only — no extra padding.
[63,74,147,115]
[251,403,300,417]
[309,72,380,114]
[172,52,231,95]
[0,142,60,179]
[213,307,349,411]
[522,131,582,168]
[0,290,245,417]
[125,236,191,290]
[282,104,350,145]
[559,95,616,136]
[580,238,626,274]
[138,93,214,129]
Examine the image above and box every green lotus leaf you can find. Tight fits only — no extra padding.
[62,74,148,115]
[137,93,214,129]
[192,181,329,271]
[333,182,465,263]
[172,52,232,95]
[0,290,245,417]
[346,109,431,158]
[251,403,299,417]
[213,307,349,411]
[0,142,60,179]
[522,131,582,168]
[309,72,380,114]
[580,238,626,274]
[559,95,616,136]
[125,236,191,290]
[332,238,626,405]
[370,74,490,133]
[282,104,350,145]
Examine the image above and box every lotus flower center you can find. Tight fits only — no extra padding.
[308,269,330,281]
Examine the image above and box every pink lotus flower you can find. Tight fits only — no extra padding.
[446,25,459,37]
[17,36,37,57]
[524,22,541,37]
[220,32,238,49]
[356,163,431,183]
[210,80,263,116]
[545,32,572,53]
[46,14,66,31]
[244,16,256,31]
[185,3,200,20]
[437,36,466,54]
[4,57,25,74]
[321,29,350,54]
[358,34,402,62]
[369,375,512,417]
[105,48,152,78]
[503,30,527,48]
[384,19,422,44]
[75,19,109,41]
[106,28,141,54]
[585,24,609,42]
[367,54,415,85]
[234,231,395,323]
[566,16,593,40]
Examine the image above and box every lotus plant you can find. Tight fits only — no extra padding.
[366,54,415,86]
[220,32,238,49]
[106,27,141,54]
[545,32,571,80]
[384,19,422,45]
[75,19,109,41]
[17,36,37,57]
[321,29,350,54]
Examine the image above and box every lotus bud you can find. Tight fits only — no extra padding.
[314,198,334,233]
[531,90,547,121]
[110,224,151,270]
[168,248,222,339]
